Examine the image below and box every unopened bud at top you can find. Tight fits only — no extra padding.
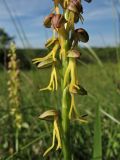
[67,0,83,14]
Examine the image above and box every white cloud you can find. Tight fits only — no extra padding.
[0,0,119,48]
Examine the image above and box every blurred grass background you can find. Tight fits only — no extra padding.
[0,54,120,159]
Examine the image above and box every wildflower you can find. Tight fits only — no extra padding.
[67,0,83,15]
[39,110,61,156]
[69,84,87,119]
[74,28,89,42]
[63,49,87,119]
[64,50,80,87]
[33,0,91,158]
[44,13,67,31]
[66,0,84,23]
[40,65,58,91]
[71,28,89,47]
[8,42,22,130]
[33,41,60,91]
[44,13,55,28]
[33,39,60,63]
[51,14,67,30]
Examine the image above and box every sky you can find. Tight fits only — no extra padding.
[0,0,120,48]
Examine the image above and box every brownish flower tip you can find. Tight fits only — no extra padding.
[70,85,87,95]
[44,13,55,28]
[68,0,83,14]
[52,0,59,2]
[72,0,83,13]
[84,0,92,3]
[75,28,89,43]
[67,49,80,58]
[51,14,67,29]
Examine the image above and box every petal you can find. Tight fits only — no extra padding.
[43,128,56,156]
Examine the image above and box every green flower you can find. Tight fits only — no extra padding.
[40,66,58,91]
[33,41,60,91]
[39,110,61,156]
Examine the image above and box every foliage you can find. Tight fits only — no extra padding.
[0,62,120,159]
[0,28,13,49]
[0,47,119,70]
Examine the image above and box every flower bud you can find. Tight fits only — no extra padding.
[51,14,67,29]
[39,110,58,121]
[44,13,55,28]
[75,28,89,43]
[84,0,92,3]
[67,0,83,14]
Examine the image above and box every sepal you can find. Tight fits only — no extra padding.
[39,109,58,121]
[67,49,80,58]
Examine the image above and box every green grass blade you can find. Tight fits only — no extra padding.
[83,44,103,67]
[93,105,102,160]
[6,132,49,160]
[101,109,120,125]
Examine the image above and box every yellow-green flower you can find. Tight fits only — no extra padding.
[39,110,61,156]
[40,65,58,91]
[33,41,60,91]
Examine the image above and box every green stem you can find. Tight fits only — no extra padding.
[15,128,19,152]
[60,36,71,159]
[62,85,71,160]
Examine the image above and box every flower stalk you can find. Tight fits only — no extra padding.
[33,0,92,159]
[7,42,22,152]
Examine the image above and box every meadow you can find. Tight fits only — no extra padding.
[0,48,120,159]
